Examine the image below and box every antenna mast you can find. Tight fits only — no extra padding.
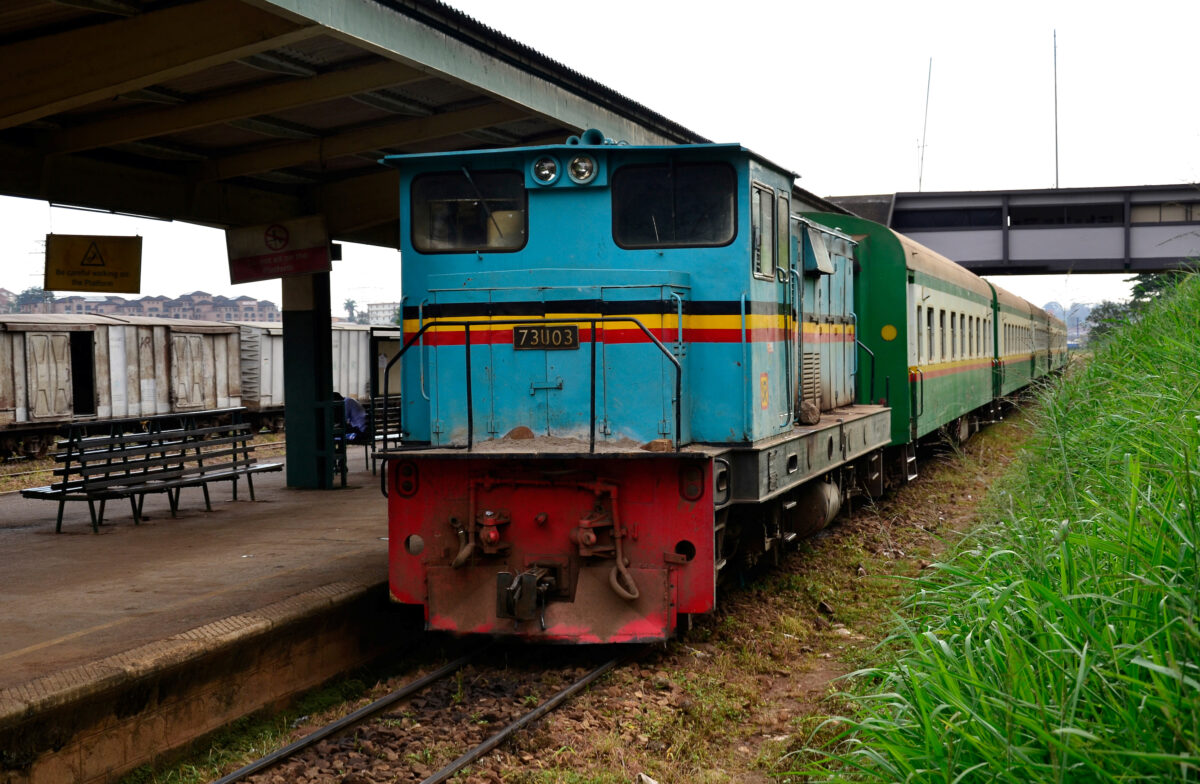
[1054,30,1060,188]
[918,57,932,192]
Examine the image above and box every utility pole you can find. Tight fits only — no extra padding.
[918,57,932,192]
[1054,30,1060,189]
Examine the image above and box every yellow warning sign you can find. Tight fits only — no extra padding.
[45,234,142,293]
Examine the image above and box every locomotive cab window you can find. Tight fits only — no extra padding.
[411,169,526,253]
[776,196,790,272]
[750,185,777,278]
[611,162,735,248]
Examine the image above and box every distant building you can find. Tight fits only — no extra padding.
[22,292,281,321]
[367,302,401,325]
[0,288,15,312]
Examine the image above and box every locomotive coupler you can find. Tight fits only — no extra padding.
[496,567,555,626]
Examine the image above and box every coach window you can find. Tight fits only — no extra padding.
[927,308,935,361]
[939,310,946,359]
[411,170,526,253]
[751,185,775,278]
[960,313,966,357]
[916,306,923,361]
[950,313,957,359]
[612,161,736,249]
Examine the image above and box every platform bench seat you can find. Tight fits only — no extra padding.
[369,394,404,474]
[22,412,282,534]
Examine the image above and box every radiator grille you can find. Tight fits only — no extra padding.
[802,351,821,403]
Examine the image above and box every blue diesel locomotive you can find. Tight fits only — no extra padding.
[379,132,1064,643]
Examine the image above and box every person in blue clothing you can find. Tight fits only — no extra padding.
[344,396,368,442]
[333,393,369,442]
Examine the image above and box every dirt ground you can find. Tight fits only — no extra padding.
[458,410,1032,783]
[144,414,1030,784]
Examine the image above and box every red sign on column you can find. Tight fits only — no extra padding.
[226,215,331,284]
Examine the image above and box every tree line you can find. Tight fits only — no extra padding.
[1085,270,1194,341]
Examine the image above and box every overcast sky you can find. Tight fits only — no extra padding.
[3,0,1197,311]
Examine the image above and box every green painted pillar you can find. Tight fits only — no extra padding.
[282,272,336,488]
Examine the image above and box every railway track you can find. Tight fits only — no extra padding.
[213,644,635,784]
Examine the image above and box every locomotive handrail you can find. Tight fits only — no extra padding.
[417,299,431,402]
[849,313,858,375]
[856,339,877,404]
[381,316,683,454]
[669,291,685,354]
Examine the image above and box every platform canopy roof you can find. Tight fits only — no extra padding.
[0,0,707,247]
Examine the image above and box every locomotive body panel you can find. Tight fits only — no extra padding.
[390,144,806,448]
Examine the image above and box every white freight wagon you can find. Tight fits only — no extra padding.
[0,314,241,456]
[236,322,400,431]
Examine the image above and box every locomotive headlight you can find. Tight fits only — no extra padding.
[567,154,597,184]
[531,156,559,184]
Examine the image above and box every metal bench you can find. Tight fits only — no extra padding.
[21,408,282,533]
[369,394,403,474]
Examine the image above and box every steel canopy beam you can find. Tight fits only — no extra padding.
[317,169,397,236]
[0,0,321,131]
[244,0,689,146]
[0,140,303,228]
[48,60,429,154]
[204,101,529,181]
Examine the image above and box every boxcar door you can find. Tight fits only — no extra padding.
[25,332,72,420]
[169,333,208,409]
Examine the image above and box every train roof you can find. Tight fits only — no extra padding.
[892,230,994,299]
[989,280,1033,313]
[381,137,850,217]
[228,321,400,334]
[382,139,773,168]
[0,314,239,333]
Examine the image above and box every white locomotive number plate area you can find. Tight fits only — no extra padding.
[513,324,579,350]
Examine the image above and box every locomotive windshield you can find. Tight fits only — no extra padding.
[612,162,736,249]
[411,169,527,253]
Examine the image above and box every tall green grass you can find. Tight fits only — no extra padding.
[804,276,1200,782]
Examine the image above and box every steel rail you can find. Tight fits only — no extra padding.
[417,653,627,784]
[210,651,479,784]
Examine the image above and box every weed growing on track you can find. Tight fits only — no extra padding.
[801,276,1200,781]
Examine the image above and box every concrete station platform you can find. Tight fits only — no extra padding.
[0,458,410,784]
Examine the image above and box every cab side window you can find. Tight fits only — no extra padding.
[752,185,775,278]
[776,195,790,274]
